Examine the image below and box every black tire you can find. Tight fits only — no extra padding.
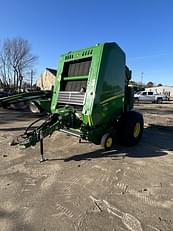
[156,98,163,104]
[101,133,113,150]
[29,101,41,113]
[117,111,144,146]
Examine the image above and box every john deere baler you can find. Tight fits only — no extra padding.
[12,42,143,161]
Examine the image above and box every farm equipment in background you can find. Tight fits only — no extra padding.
[11,42,144,162]
[0,90,52,113]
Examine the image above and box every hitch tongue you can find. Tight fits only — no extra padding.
[39,131,47,163]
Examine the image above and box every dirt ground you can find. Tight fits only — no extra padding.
[0,103,173,231]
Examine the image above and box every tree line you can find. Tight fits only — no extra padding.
[0,37,37,92]
[129,80,163,88]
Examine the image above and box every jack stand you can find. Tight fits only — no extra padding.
[39,139,47,163]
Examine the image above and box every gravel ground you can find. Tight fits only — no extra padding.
[0,103,173,231]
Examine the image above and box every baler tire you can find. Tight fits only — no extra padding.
[117,111,143,146]
[101,133,113,150]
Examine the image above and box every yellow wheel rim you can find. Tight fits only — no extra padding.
[134,122,141,138]
[106,137,113,148]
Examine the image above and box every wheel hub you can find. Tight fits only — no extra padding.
[134,122,141,138]
[106,137,113,148]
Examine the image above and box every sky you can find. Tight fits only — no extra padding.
[0,0,173,86]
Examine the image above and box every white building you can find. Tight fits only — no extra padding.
[36,68,56,90]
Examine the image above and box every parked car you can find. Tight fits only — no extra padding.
[134,91,167,103]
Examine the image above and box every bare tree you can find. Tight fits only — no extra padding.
[0,38,37,91]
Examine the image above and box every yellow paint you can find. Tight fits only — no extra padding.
[106,137,113,148]
[134,122,141,138]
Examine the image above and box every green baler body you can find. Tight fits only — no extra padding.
[49,42,132,144]
[52,43,130,122]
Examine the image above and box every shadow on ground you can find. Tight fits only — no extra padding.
[0,208,33,231]
[48,124,173,162]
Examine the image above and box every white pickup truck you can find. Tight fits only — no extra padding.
[134,91,168,103]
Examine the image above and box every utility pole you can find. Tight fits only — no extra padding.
[30,69,33,90]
